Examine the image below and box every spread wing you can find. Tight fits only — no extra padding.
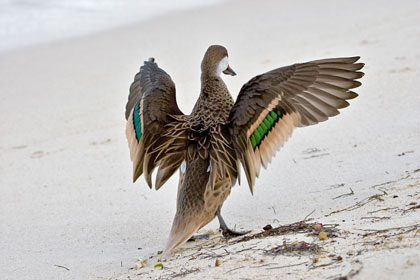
[125,58,187,190]
[227,57,364,193]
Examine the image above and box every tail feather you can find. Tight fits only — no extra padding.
[164,217,201,254]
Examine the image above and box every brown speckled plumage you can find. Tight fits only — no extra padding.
[125,45,364,253]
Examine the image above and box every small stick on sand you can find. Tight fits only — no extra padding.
[333,188,354,200]
[266,261,307,270]
[54,264,70,271]
[367,207,399,214]
[226,266,246,273]
[357,223,420,237]
[303,209,316,221]
[325,193,386,217]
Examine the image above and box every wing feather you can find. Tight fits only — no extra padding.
[227,57,364,192]
[125,58,187,189]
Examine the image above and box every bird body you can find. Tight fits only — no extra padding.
[125,45,364,253]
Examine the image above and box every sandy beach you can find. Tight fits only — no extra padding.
[1,0,420,279]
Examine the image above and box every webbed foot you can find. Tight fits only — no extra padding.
[217,207,250,237]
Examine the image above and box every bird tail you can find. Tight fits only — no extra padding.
[164,214,201,254]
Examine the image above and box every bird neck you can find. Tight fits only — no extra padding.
[200,75,227,95]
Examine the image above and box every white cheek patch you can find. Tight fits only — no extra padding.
[216,56,229,76]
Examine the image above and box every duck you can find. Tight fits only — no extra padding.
[125,45,364,253]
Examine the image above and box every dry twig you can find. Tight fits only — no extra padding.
[333,188,354,200]
[367,207,398,214]
[325,193,385,217]
[54,264,70,271]
[402,204,420,214]
[266,261,308,270]
[303,209,316,221]
[370,174,410,189]
[358,223,420,237]
[264,241,320,256]
[226,266,246,273]
[228,221,338,244]
[164,267,200,279]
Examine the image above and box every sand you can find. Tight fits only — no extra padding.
[1,0,419,279]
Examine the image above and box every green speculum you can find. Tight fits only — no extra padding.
[133,103,142,141]
[250,108,284,149]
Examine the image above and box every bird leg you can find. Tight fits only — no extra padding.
[217,207,250,237]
